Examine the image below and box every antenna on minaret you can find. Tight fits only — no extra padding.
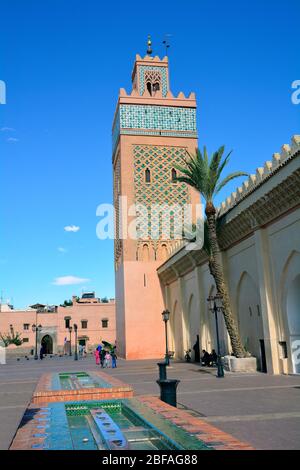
[146,35,152,55]
[163,34,171,57]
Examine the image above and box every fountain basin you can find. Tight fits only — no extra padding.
[32,371,133,404]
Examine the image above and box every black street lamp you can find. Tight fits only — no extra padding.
[68,326,73,356]
[162,310,170,366]
[207,293,225,378]
[32,323,42,360]
[74,324,78,361]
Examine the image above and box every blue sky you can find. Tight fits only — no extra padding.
[0,0,299,308]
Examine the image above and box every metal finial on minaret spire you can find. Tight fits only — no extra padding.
[163,34,171,57]
[146,35,152,55]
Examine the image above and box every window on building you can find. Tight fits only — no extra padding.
[146,81,152,96]
[23,338,29,343]
[144,70,162,96]
[81,320,88,329]
[171,168,177,183]
[145,168,151,183]
[102,319,108,328]
[65,318,71,329]
[23,323,30,330]
[153,82,160,92]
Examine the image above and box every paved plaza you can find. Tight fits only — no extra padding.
[0,356,300,450]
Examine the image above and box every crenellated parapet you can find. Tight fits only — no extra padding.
[119,87,196,101]
[218,135,300,216]
[135,54,169,63]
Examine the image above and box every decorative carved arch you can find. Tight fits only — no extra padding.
[279,250,300,355]
[236,270,263,361]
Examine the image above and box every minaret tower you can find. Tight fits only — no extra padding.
[112,39,199,359]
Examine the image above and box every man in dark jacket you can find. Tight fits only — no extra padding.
[40,345,45,360]
[193,335,200,363]
[201,349,211,366]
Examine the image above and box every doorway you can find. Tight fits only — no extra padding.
[259,339,267,373]
[41,335,53,354]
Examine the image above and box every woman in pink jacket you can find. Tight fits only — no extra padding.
[93,348,100,365]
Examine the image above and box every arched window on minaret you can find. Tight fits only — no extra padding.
[145,71,162,97]
[171,168,177,183]
[146,82,152,96]
[153,82,160,94]
[145,168,151,183]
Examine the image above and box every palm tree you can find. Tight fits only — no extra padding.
[175,146,248,358]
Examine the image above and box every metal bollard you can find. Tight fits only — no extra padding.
[156,379,180,407]
[157,362,167,381]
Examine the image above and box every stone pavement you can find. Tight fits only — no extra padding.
[1,355,300,450]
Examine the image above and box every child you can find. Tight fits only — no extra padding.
[104,351,111,368]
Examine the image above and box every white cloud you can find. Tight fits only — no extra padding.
[64,225,80,232]
[1,127,15,132]
[58,247,67,253]
[7,137,19,143]
[52,276,90,286]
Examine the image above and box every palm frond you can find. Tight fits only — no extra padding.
[174,151,207,194]
[215,171,248,195]
[215,150,232,182]
[209,146,225,177]
[173,145,245,204]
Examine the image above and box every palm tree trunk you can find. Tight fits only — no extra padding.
[206,205,246,358]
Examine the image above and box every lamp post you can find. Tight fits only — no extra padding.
[32,323,42,360]
[74,324,78,361]
[162,310,170,366]
[207,293,224,378]
[68,326,73,356]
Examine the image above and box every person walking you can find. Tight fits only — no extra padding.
[100,348,105,368]
[39,344,45,360]
[111,349,117,368]
[93,348,100,365]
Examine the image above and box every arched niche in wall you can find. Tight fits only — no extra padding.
[280,250,300,374]
[236,271,264,369]
[142,243,150,262]
[203,285,228,356]
[169,300,184,359]
[185,294,200,355]
[157,243,168,261]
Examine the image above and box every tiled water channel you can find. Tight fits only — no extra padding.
[33,399,212,450]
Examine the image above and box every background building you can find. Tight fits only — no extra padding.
[0,292,116,356]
